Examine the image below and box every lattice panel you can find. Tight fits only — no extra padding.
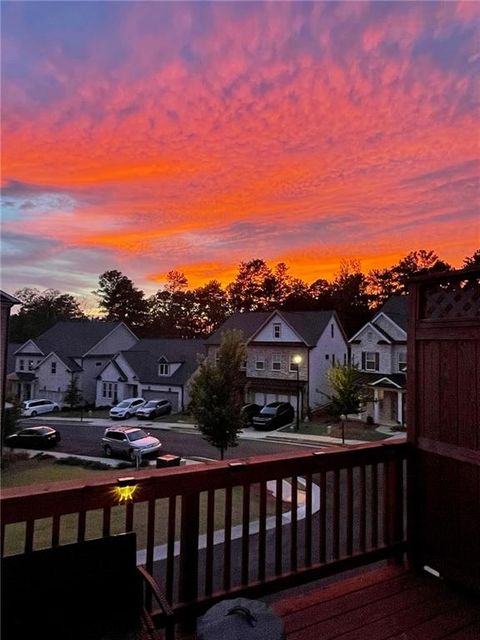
[422,278,480,319]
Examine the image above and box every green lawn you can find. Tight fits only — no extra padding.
[2,457,279,555]
[281,420,388,441]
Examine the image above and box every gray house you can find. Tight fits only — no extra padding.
[349,296,407,426]
[95,338,204,412]
[9,321,138,405]
[206,309,348,414]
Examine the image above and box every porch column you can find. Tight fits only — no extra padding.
[397,391,403,425]
[373,388,380,423]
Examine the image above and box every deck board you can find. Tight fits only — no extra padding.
[273,566,480,640]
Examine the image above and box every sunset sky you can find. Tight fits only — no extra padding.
[1,1,479,307]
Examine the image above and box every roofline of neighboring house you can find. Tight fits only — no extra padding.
[349,321,393,344]
[248,310,308,346]
[35,351,78,373]
[371,311,407,337]
[14,339,44,356]
[0,291,21,306]
[82,322,138,357]
[368,376,405,389]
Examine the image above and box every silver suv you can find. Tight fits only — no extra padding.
[102,426,162,461]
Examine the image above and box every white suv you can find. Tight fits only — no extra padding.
[21,399,60,417]
[109,397,146,420]
[102,426,162,461]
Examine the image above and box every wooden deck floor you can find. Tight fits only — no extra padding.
[273,565,480,640]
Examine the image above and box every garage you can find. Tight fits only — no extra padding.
[142,389,180,412]
[253,391,297,410]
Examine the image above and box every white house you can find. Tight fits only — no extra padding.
[205,310,348,414]
[8,321,138,406]
[96,338,204,412]
[349,296,407,426]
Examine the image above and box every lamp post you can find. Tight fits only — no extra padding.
[292,354,302,431]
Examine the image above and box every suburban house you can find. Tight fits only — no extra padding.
[0,290,20,413]
[95,338,204,412]
[206,310,348,414]
[349,295,407,426]
[8,321,138,406]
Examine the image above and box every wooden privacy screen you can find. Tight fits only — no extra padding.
[407,267,480,592]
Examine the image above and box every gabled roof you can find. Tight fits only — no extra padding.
[206,310,339,347]
[120,339,205,386]
[34,320,126,362]
[97,359,128,381]
[349,321,393,345]
[375,295,408,332]
[35,351,83,373]
[358,372,406,389]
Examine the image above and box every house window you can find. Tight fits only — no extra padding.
[159,363,170,376]
[95,362,102,367]
[19,359,24,371]
[398,352,407,372]
[28,360,34,371]
[273,323,281,338]
[344,353,347,365]
[255,359,265,371]
[362,351,380,371]
[332,354,335,365]
[104,382,117,399]
[51,362,57,374]
[272,353,281,371]
[241,359,247,370]
[331,323,334,338]
[325,354,329,360]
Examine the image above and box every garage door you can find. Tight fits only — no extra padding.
[142,390,179,412]
[254,392,266,406]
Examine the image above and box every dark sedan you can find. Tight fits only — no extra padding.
[6,426,61,449]
[252,402,295,431]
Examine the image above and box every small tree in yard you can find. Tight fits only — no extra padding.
[188,330,246,460]
[64,375,83,409]
[326,363,364,445]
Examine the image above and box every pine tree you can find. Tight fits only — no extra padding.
[64,375,83,409]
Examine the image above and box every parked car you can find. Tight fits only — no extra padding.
[102,426,162,461]
[136,399,172,420]
[21,399,60,417]
[6,426,61,448]
[109,398,146,420]
[252,402,295,431]
[241,403,262,427]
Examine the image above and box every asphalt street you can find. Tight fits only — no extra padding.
[16,418,313,460]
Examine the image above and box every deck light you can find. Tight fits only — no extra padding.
[114,477,139,503]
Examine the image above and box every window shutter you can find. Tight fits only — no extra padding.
[375,353,379,370]
[361,352,366,369]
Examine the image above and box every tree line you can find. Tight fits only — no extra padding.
[9,248,479,343]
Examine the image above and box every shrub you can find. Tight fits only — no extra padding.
[366,415,375,426]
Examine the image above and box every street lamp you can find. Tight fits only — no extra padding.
[292,354,302,431]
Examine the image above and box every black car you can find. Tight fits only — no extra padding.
[241,403,262,427]
[135,399,172,420]
[252,402,295,431]
[6,426,61,448]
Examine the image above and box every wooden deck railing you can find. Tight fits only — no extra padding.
[1,441,409,623]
